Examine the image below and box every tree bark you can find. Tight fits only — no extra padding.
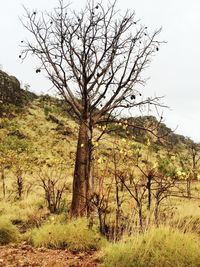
[154,200,159,227]
[71,119,92,217]
[186,178,191,198]
[1,169,5,198]
[16,170,23,199]
[138,204,143,231]
[147,175,152,211]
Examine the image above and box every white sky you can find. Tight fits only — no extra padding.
[0,0,200,141]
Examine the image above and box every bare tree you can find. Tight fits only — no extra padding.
[174,140,200,198]
[20,0,162,217]
[37,166,68,214]
[185,141,200,197]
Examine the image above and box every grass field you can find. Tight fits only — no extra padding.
[0,97,200,266]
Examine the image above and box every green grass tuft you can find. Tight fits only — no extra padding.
[102,227,200,267]
[26,218,107,251]
[0,217,19,245]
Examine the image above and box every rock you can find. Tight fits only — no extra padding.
[7,254,16,262]
[55,124,73,136]
[38,247,47,253]
[20,244,35,252]
[8,129,26,139]
[0,70,37,108]
[47,114,61,124]
[0,70,22,105]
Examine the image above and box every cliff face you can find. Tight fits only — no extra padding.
[0,70,36,106]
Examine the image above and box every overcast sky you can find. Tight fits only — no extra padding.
[0,0,200,141]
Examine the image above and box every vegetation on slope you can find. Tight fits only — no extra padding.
[0,71,200,266]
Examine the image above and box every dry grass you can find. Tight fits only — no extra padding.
[26,218,107,251]
[101,226,200,267]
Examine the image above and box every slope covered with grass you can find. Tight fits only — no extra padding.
[0,86,200,267]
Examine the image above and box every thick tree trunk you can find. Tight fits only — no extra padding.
[71,119,92,217]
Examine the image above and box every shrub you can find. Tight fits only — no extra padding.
[27,218,106,251]
[0,217,19,244]
[102,227,200,267]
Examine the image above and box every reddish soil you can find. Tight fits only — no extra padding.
[0,245,101,267]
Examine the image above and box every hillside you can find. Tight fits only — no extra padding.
[0,71,200,266]
[0,67,197,150]
[0,72,199,203]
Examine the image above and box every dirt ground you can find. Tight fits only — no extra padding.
[0,245,101,267]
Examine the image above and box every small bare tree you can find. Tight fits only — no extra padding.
[21,0,162,217]
[37,166,68,213]
[183,141,200,197]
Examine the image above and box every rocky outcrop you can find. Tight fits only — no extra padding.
[0,70,36,106]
